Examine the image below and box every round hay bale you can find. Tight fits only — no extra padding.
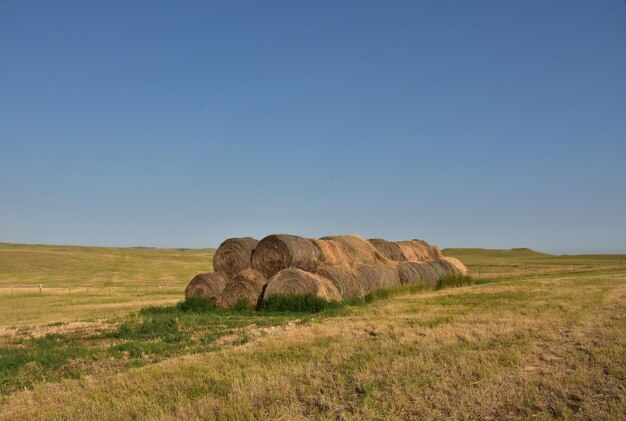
[429,261,447,278]
[368,238,406,261]
[310,238,357,266]
[440,256,467,275]
[264,268,342,301]
[397,261,439,288]
[355,262,401,291]
[220,269,267,308]
[436,257,467,276]
[251,234,322,279]
[430,245,443,260]
[184,272,229,305]
[397,240,432,262]
[319,235,386,264]
[213,237,259,276]
[314,264,364,300]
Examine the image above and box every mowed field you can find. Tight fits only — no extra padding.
[0,243,625,419]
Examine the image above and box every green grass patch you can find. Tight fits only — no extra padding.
[436,275,474,289]
[259,293,342,313]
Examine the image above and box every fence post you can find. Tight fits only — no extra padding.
[39,284,43,294]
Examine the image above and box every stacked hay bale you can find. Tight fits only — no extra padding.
[184,237,260,308]
[213,237,258,276]
[184,234,468,308]
[221,268,267,308]
[263,268,341,301]
[184,272,229,305]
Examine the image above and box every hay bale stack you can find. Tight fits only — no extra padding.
[213,237,259,276]
[368,238,406,261]
[314,265,364,300]
[264,268,342,301]
[355,262,401,291]
[185,234,466,308]
[184,272,229,305]
[397,262,439,287]
[220,269,267,308]
[251,234,322,279]
[320,235,386,264]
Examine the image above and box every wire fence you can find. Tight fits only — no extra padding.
[0,282,189,297]
[466,262,624,280]
[1,262,623,297]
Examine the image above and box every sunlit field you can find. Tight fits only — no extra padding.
[0,243,624,419]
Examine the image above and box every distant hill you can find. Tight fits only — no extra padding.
[442,247,625,267]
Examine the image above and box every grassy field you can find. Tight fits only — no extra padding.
[444,247,625,279]
[0,243,625,419]
[0,243,214,326]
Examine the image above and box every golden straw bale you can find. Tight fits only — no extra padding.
[264,268,342,301]
[397,240,431,262]
[251,234,322,279]
[355,262,401,291]
[213,237,259,276]
[319,235,386,264]
[184,272,229,305]
[368,238,406,261]
[314,264,364,300]
[435,257,467,276]
[220,269,267,308]
[310,238,357,266]
[440,256,467,275]
[397,262,439,288]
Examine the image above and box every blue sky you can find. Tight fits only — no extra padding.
[1,1,625,253]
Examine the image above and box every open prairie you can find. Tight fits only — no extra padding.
[0,243,214,327]
[0,244,625,419]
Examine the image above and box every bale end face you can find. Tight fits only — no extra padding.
[213,237,259,277]
[184,272,229,306]
[220,269,267,308]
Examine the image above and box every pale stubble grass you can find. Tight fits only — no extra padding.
[1,270,624,420]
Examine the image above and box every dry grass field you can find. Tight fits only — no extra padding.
[0,243,625,419]
[0,243,214,326]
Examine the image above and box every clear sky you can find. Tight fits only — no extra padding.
[1,1,625,253]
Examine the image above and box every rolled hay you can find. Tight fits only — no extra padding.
[319,235,386,264]
[184,272,229,305]
[397,261,439,288]
[314,264,364,300]
[213,237,259,276]
[442,256,468,275]
[436,257,467,276]
[368,238,406,261]
[264,268,342,301]
[355,262,401,291]
[251,234,322,279]
[220,269,267,308]
[397,239,442,262]
[430,245,444,260]
[310,238,358,267]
